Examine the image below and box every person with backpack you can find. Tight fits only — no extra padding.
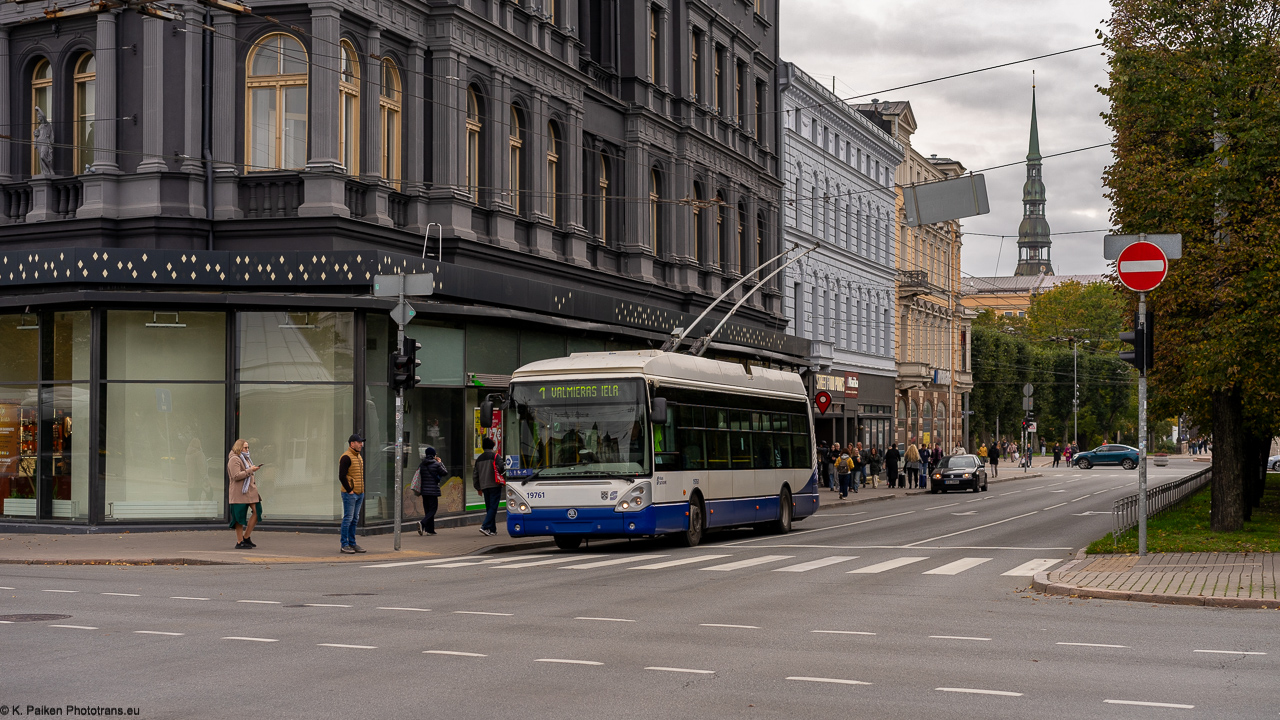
[473,436,502,536]
[415,446,447,536]
[835,451,855,498]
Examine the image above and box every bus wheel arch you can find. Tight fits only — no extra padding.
[675,492,705,548]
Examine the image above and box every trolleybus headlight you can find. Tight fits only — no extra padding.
[615,482,652,512]
[518,503,529,513]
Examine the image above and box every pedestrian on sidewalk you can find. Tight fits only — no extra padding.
[835,451,854,498]
[854,442,867,489]
[827,444,841,492]
[818,441,830,488]
[227,438,263,550]
[338,434,367,554]
[474,437,502,536]
[904,441,921,489]
[1064,444,1074,466]
[988,442,1001,477]
[868,447,882,489]
[884,443,901,489]
[416,446,447,536]
[1053,443,1062,468]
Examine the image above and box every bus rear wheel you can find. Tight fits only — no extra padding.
[675,496,705,548]
[553,535,583,551]
[772,487,793,534]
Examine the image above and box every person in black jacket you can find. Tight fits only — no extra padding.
[988,442,1002,477]
[416,446,447,536]
[473,437,501,536]
[884,444,901,488]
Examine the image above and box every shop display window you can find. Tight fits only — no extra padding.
[238,311,354,383]
[0,387,39,518]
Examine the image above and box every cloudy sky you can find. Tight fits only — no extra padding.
[780,0,1115,278]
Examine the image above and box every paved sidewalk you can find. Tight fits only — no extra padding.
[0,471,1041,566]
[1033,553,1279,609]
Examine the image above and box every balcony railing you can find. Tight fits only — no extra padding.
[899,270,929,292]
[52,178,84,219]
[240,174,303,218]
[3,183,32,223]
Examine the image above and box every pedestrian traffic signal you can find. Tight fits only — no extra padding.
[389,338,421,391]
[404,337,422,390]
[1119,311,1155,372]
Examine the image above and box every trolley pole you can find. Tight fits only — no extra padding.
[1137,293,1148,556]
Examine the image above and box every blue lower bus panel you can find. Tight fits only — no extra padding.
[508,503,689,537]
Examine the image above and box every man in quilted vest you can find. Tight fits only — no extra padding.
[338,434,367,554]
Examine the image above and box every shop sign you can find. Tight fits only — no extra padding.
[815,374,845,397]
[844,373,860,399]
[933,369,950,385]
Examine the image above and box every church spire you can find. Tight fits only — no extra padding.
[1015,73,1053,276]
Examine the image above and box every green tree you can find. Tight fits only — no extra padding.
[1026,280,1128,352]
[1102,0,1280,530]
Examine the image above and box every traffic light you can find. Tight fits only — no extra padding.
[1119,311,1155,372]
[389,338,421,391]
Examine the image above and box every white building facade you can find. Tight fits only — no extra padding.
[778,62,904,450]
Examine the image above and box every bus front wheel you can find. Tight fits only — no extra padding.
[675,496,705,548]
[553,535,583,551]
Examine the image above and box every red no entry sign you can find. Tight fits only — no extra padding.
[1116,241,1168,292]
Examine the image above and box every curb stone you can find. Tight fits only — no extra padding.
[1031,571,1277,609]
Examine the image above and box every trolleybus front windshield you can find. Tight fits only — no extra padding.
[506,379,649,478]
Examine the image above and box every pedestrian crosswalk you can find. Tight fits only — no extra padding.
[366,552,1063,579]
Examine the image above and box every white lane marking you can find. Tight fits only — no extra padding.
[563,555,669,569]
[1104,699,1194,709]
[930,636,991,642]
[964,498,985,503]
[774,556,859,573]
[1058,642,1129,648]
[724,511,916,545]
[700,623,759,629]
[318,643,377,649]
[923,557,993,575]
[927,503,961,510]
[134,631,184,636]
[493,557,584,569]
[951,512,978,516]
[703,555,794,572]
[237,600,281,604]
[815,512,868,517]
[1092,490,1110,495]
[812,630,876,636]
[848,557,930,574]
[102,592,141,597]
[222,636,278,642]
[0,586,13,589]
[999,490,1023,496]
[788,676,872,686]
[0,620,13,623]
[1043,503,1068,510]
[937,687,1022,697]
[49,624,97,630]
[1194,649,1266,655]
[632,555,732,570]
[1028,486,1046,490]
[1046,482,1063,487]
[303,603,351,608]
[42,589,78,593]
[1003,559,1061,576]
[378,607,431,612]
[362,558,458,568]
[170,596,210,601]
[903,512,1039,547]
[424,650,486,657]
[575,616,635,623]
[646,666,715,674]
[429,557,533,568]
[454,611,513,616]
[536,658,603,666]
[1070,495,1091,503]
[1048,490,1067,493]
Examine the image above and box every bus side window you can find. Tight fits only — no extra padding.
[706,430,730,469]
[790,433,809,469]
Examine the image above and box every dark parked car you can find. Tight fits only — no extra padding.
[1073,444,1140,470]
[930,454,988,493]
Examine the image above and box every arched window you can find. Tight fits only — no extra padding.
[649,168,661,253]
[547,122,561,225]
[737,202,748,275]
[922,400,933,440]
[31,58,52,175]
[598,154,611,245]
[74,53,96,175]
[692,182,704,264]
[466,87,482,204]
[508,105,525,213]
[379,58,401,188]
[338,40,360,174]
[247,33,308,170]
[715,191,727,269]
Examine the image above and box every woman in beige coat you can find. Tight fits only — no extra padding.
[227,438,263,550]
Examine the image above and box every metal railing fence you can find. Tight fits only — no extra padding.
[1113,467,1212,543]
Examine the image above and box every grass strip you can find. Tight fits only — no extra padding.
[1088,473,1280,554]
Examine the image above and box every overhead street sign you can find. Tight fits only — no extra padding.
[1022,383,1034,397]
[1117,241,1169,292]
[903,174,990,227]
[1103,233,1182,260]
[374,273,435,298]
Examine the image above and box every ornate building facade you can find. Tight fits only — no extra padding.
[0,0,804,530]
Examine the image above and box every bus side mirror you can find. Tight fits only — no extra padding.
[651,397,668,425]
[479,399,494,428]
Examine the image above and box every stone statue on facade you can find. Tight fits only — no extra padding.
[33,107,54,176]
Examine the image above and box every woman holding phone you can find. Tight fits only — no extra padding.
[227,438,263,550]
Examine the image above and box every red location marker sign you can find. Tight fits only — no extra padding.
[814,391,832,415]
[1116,240,1169,292]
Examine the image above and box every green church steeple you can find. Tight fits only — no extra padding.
[1015,73,1053,277]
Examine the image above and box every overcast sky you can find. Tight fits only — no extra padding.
[780,0,1115,278]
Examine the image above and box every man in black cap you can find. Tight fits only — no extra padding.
[338,433,367,553]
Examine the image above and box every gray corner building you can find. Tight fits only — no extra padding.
[0,0,808,531]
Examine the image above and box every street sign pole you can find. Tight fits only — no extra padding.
[1137,293,1148,556]
[393,281,406,553]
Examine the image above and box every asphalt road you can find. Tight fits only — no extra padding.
[2,460,1275,719]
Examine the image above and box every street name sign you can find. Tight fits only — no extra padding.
[1103,233,1181,260]
[1117,241,1169,292]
